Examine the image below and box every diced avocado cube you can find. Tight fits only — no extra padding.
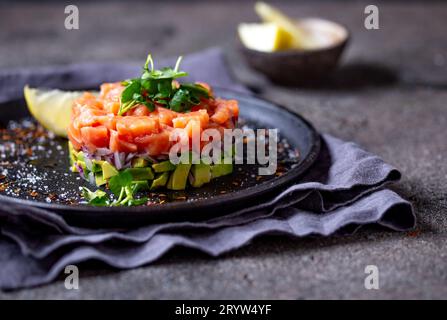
[189,163,211,188]
[76,160,87,173]
[211,163,233,178]
[91,160,105,173]
[124,167,154,181]
[68,142,77,165]
[95,173,107,186]
[133,180,150,192]
[152,160,176,173]
[76,151,85,162]
[101,161,119,180]
[167,163,192,190]
[150,172,170,190]
[131,157,149,168]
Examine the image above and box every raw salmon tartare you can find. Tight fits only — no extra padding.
[68,82,238,157]
[67,55,238,205]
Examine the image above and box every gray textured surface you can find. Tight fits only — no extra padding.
[0,0,446,299]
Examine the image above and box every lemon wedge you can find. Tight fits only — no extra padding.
[238,22,293,52]
[24,86,85,138]
[254,1,315,49]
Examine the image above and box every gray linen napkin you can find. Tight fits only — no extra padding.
[0,48,415,290]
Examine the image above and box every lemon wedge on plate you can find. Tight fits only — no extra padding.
[24,86,85,138]
[238,22,293,52]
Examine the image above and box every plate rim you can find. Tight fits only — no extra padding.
[0,88,321,215]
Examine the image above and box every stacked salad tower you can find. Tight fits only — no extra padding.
[67,55,238,206]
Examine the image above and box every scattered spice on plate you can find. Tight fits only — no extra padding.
[47,193,58,200]
[29,190,39,197]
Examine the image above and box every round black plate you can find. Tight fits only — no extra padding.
[0,88,320,226]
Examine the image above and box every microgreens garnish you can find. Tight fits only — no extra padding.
[82,171,148,207]
[81,187,109,206]
[118,54,210,115]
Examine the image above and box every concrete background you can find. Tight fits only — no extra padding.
[0,0,446,299]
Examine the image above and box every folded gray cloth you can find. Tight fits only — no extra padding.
[0,48,415,290]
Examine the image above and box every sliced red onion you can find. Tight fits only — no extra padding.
[114,151,123,169]
[82,146,94,159]
[84,157,93,171]
[74,147,173,173]
[104,153,113,165]
[75,163,85,179]
[87,172,95,185]
[96,148,112,156]
[119,153,126,165]
[125,153,136,162]
[146,155,158,163]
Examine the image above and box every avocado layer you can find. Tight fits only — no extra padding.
[101,161,119,180]
[68,142,77,165]
[76,160,87,173]
[124,167,154,180]
[167,163,192,190]
[69,141,234,191]
[91,160,104,173]
[150,172,170,190]
[95,172,107,186]
[189,163,211,188]
[152,160,176,173]
[211,163,233,178]
[76,151,85,162]
[132,157,149,168]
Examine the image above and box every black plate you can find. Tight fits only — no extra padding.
[0,88,320,226]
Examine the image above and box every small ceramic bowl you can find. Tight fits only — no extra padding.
[238,18,349,86]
